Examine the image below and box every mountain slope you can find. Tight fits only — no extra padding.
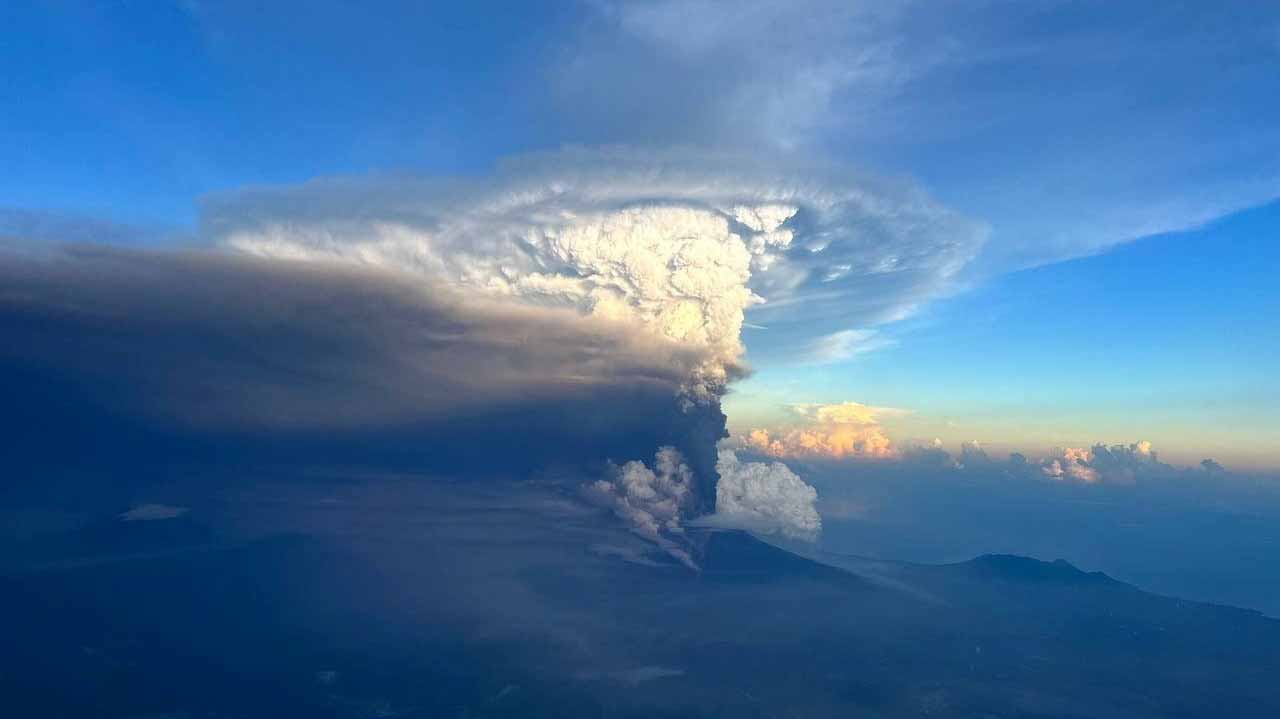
[3,479,1279,718]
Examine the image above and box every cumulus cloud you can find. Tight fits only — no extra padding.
[1031,441,1171,485]
[743,401,901,459]
[1088,441,1159,481]
[696,448,821,541]
[1041,447,1101,483]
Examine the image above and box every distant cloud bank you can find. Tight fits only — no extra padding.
[905,438,1207,486]
[740,424,1224,486]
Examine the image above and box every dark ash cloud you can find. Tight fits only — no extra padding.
[0,246,725,515]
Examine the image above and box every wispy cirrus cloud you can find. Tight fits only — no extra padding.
[801,328,896,364]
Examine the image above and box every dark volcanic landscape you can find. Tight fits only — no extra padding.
[5,474,1278,718]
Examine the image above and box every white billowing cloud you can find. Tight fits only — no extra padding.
[586,446,698,567]
[702,448,821,541]
[799,401,907,426]
[211,147,986,394]
[743,401,901,459]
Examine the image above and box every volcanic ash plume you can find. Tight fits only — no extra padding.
[585,446,699,568]
[224,197,794,405]
[212,148,983,554]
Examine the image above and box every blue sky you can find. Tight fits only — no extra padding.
[1,2,569,222]
[3,0,1278,466]
[729,200,1280,466]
